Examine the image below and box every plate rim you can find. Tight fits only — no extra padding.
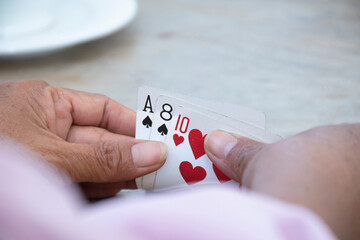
[0,0,138,58]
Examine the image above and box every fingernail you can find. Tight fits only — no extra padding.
[132,142,167,168]
[205,130,237,159]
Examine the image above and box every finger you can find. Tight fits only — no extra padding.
[66,125,167,184]
[55,87,136,136]
[59,135,167,183]
[66,125,125,144]
[80,181,136,199]
[204,130,264,183]
[80,181,137,199]
[81,187,121,199]
[80,181,137,189]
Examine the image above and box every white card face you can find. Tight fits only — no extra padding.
[143,107,281,190]
[135,86,158,140]
[135,86,267,188]
[135,87,159,188]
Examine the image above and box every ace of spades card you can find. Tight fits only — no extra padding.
[147,107,281,190]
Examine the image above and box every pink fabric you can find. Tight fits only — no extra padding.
[0,141,337,240]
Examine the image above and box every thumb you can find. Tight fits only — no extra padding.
[204,130,264,184]
[60,138,167,183]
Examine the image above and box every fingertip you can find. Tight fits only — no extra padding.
[131,141,168,168]
[159,141,168,163]
[205,130,238,160]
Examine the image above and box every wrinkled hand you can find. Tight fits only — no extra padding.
[0,80,167,198]
[205,124,360,240]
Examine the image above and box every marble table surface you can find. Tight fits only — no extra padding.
[0,0,359,137]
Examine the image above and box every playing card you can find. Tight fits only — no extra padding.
[143,106,281,190]
[135,87,162,188]
[135,86,267,188]
[135,87,157,140]
[140,95,279,189]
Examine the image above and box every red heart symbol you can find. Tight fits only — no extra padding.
[188,129,207,160]
[173,134,184,146]
[179,161,206,185]
[213,164,231,183]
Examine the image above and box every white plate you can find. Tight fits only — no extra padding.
[0,0,137,58]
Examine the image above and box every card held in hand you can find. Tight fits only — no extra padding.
[134,86,280,190]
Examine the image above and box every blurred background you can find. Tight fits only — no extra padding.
[0,0,359,137]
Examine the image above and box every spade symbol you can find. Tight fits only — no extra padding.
[157,124,168,136]
[142,116,152,128]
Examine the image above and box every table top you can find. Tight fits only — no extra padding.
[0,0,359,137]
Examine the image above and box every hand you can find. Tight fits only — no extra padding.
[0,80,167,198]
[205,124,360,240]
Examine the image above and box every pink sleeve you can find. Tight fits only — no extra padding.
[0,141,337,240]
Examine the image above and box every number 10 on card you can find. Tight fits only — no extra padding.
[175,115,190,134]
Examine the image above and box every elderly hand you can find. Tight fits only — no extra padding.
[0,80,167,198]
[205,124,360,240]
